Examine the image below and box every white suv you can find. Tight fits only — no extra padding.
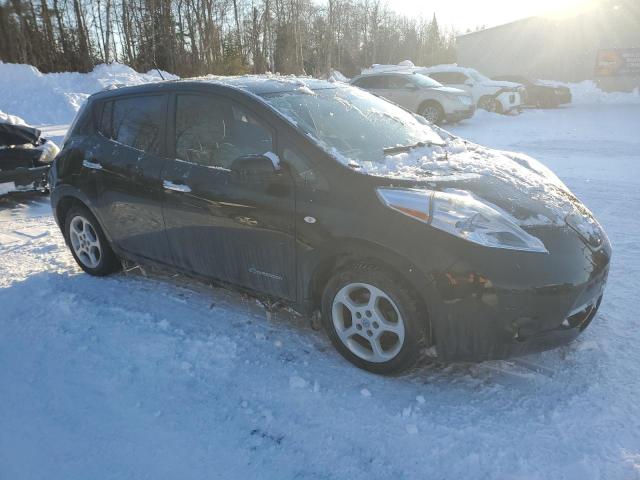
[420,65,524,114]
[350,71,475,125]
[363,64,524,114]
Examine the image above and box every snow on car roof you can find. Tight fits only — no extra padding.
[178,75,337,95]
[362,63,484,77]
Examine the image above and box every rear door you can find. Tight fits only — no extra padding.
[90,94,173,262]
[160,92,297,299]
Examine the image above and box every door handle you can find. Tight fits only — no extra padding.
[163,180,192,193]
[82,159,103,170]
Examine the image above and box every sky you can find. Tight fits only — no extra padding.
[389,0,596,33]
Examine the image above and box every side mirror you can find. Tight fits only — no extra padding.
[464,80,475,87]
[230,154,278,175]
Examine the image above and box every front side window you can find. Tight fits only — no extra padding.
[107,95,165,153]
[387,76,415,89]
[175,94,273,169]
[260,85,443,166]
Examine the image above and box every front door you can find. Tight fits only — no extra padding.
[161,92,296,299]
[91,94,172,262]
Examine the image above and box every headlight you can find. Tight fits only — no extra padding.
[566,210,606,249]
[37,140,60,164]
[377,188,548,253]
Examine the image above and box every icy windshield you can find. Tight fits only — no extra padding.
[260,85,443,165]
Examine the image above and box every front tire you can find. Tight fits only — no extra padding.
[321,263,427,374]
[478,95,497,112]
[419,101,444,125]
[64,205,120,276]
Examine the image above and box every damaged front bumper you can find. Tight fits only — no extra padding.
[426,225,611,362]
[0,165,50,194]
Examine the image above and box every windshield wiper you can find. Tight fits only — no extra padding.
[383,140,440,155]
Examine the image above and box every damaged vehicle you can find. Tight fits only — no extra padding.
[0,113,59,195]
[49,78,610,374]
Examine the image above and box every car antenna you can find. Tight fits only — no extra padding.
[153,61,166,81]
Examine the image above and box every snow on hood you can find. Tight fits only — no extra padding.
[484,80,522,89]
[355,134,582,227]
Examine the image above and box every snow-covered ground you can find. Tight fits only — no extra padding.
[2,63,640,478]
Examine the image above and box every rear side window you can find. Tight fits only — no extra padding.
[98,95,165,154]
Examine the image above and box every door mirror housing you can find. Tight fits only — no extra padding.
[464,79,475,87]
[230,154,278,175]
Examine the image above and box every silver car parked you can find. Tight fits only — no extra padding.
[350,71,475,124]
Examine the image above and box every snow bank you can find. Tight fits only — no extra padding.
[567,80,640,105]
[0,62,177,125]
[0,110,27,126]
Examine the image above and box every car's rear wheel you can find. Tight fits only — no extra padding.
[321,263,427,374]
[419,101,444,125]
[64,205,120,276]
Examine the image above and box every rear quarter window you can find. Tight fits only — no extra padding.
[97,95,165,154]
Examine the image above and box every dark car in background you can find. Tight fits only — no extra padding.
[493,75,572,108]
[0,117,59,195]
[50,77,609,374]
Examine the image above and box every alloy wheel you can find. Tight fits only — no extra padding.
[331,282,406,363]
[69,215,102,269]
[422,106,441,123]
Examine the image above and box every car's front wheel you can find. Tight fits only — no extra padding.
[321,264,427,374]
[478,95,498,112]
[64,205,120,276]
[419,101,444,125]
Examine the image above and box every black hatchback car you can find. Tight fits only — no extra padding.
[50,77,610,373]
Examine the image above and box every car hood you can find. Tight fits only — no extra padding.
[485,80,522,90]
[357,133,587,227]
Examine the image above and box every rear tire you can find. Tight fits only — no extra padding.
[64,204,120,276]
[321,263,427,374]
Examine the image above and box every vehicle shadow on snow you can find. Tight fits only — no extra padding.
[3,264,597,392]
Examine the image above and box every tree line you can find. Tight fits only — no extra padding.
[0,0,456,77]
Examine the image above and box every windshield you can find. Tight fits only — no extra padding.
[260,85,443,165]
[412,74,442,88]
[469,69,490,83]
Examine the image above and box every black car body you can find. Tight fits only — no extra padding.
[49,77,610,372]
[493,75,572,108]
[0,119,59,194]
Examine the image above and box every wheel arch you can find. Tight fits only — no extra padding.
[51,187,113,244]
[418,98,444,114]
[306,238,433,340]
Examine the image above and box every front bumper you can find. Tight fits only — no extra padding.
[426,225,611,362]
[0,165,50,193]
[445,106,475,123]
[496,91,522,113]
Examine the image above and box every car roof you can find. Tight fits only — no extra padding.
[92,75,338,101]
[351,71,420,83]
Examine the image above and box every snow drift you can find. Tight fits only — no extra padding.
[0,62,177,125]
